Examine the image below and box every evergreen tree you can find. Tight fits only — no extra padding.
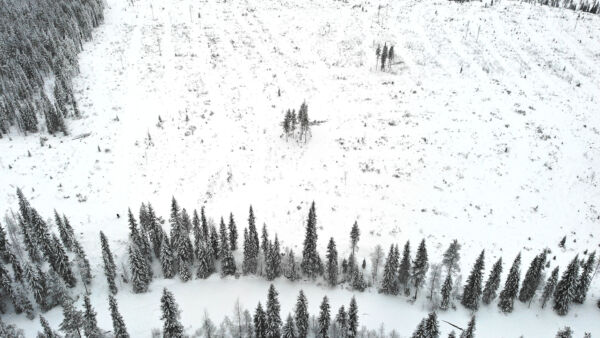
[380,244,399,295]
[325,237,338,287]
[351,269,367,292]
[55,210,73,251]
[196,242,214,279]
[266,284,282,338]
[553,255,580,316]
[498,253,521,313]
[424,312,440,338]
[459,316,475,338]
[347,297,358,338]
[100,231,117,294]
[192,210,202,259]
[108,295,129,338]
[350,221,360,254]
[254,302,267,338]
[229,213,238,251]
[51,234,77,288]
[282,314,296,338]
[266,236,281,280]
[146,203,163,259]
[412,239,429,300]
[220,218,229,258]
[285,249,300,282]
[59,299,83,338]
[39,315,60,338]
[398,241,412,293]
[482,258,503,305]
[573,251,595,304]
[160,233,176,279]
[244,207,260,275]
[301,202,321,278]
[318,296,330,338]
[221,240,237,277]
[201,207,209,241]
[440,274,452,311]
[448,331,456,338]
[461,250,485,311]
[24,263,47,310]
[82,295,101,338]
[161,288,185,338]
[261,224,270,264]
[518,251,547,304]
[442,240,461,277]
[0,222,9,262]
[335,306,347,338]
[209,225,219,260]
[181,208,192,235]
[72,237,92,286]
[295,291,309,338]
[540,267,559,308]
[129,243,150,293]
[555,327,572,338]
[410,318,427,338]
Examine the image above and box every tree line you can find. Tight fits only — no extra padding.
[0,0,105,137]
[0,190,597,336]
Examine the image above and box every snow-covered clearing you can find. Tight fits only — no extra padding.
[1,0,600,335]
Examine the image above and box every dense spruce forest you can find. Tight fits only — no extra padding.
[0,0,105,137]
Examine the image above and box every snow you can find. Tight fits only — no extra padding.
[1,0,600,335]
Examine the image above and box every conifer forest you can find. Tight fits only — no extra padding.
[0,0,599,336]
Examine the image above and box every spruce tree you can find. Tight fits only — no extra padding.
[518,251,547,304]
[196,242,214,279]
[72,237,92,286]
[39,315,60,338]
[266,284,282,338]
[24,263,47,310]
[553,255,580,316]
[295,290,309,338]
[442,240,461,277]
[285,249,300,282]
[540,266,559,309]
[82,295,102,338]
[229,213,238,251]
[282,314,296,338]
[398,241,412,293]
[129,243,150,293]
[209,225,220,260]
[482,258,503,305]
[0,222,9,262]
[192,209,202,259]
[51,234,76,288]
[318,296,330,338]
[59,299,83,338]
[100,231,117,294]
[412,239,429,300]
[498,253,521,313]
[411,318,427,338]
[325,237,338,287]
[459,316,475,338]
[555,327,572,338]
[301,202,321,278]
[351,269,367,292]
[440,274,452,311]
[573,251,595,304]
[380,244,398,295]
[350,221,360,254]
[55,210,73,251]
[221,239,237,277]
[220,217,229,258]
[335,306,347,338]
[108,295,129,338]
[461,250,485,311]
[160,233,176,279]
[254,302,267,338]
[348,297,358,338]
[146,203,163,259]
[161,288,185,338]
[261,224,270,264]
[424,312,440,338]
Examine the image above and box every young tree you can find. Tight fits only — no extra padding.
[573,251,595,304]
[282,314,296,338]
[498,253,521,313]
[285,249,300,282]
[553,255,580,315]
[161,288,185,338]
[482,258,503,305]
[266,284,282,338]
[412,239,429,300]
[440,274,453,311]
[370,244,384,283]
[351,269,367,292]
[100,231,118,294]
[518,251,547,305]
[39,315,60,338]
[350,221,360,254]
[325,238,338,287]
[540,266,559,309]
[254,302,267,338]
[318,296,330,338]
[442,240,461,278]
[424,312,440,338]
[555,327,572,338]
[348,297,358,338]
[108,295,129,338]
[459,316,475,338]
[59,299,83,338]
[461,250,485,311]
[82,295,102,337]
[295,291,309,338]
[229,213,238,251]
[301,202,321,278]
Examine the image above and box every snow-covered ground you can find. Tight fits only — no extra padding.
[1,0,600,335]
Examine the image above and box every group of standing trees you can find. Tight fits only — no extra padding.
[282,101,311,143]
[0,0,105,137]
[375,43,395,72]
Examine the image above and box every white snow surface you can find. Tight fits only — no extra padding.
[1,0,600,336]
